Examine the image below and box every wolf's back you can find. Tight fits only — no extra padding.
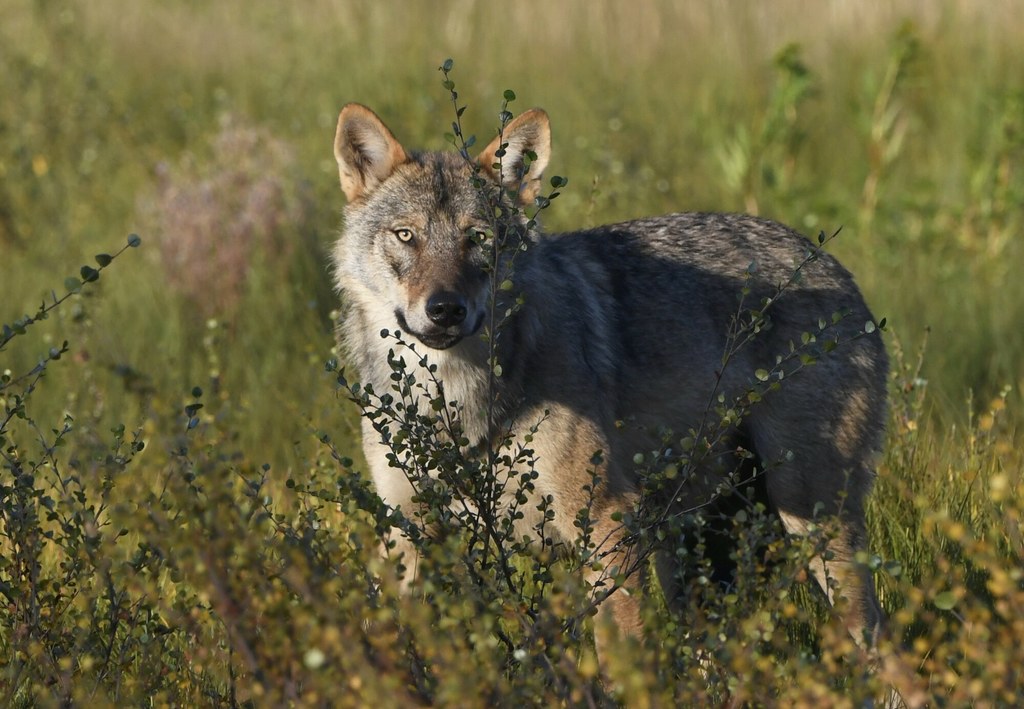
[510,211,888,472]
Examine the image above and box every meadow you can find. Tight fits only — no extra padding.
[1,1,1022,705]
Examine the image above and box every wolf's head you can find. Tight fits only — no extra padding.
[332,104,550,352]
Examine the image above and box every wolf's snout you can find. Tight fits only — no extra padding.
[425,291,468,328]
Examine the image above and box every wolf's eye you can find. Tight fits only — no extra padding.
[393,228,414,243]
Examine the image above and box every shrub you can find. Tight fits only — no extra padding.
[139,117,313,322]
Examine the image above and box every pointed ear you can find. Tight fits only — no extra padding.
[334,103,409,202]
[477,108,551,205]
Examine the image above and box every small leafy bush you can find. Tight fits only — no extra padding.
[138,118,313,321]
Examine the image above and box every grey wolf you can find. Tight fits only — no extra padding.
[331,103,922,703]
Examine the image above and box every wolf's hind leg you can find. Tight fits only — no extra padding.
[774,490,928,707]
[775,509,884,645]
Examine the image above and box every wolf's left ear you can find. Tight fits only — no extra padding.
[478,108,551,205]
[334,103,409,202]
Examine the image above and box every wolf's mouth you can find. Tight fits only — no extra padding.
[394,310,483,350]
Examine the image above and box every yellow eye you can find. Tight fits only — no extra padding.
[393,228,414,243]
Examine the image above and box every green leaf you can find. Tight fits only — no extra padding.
[95,253,112,267]
[80,265,99,282]
[503,89,516,101]
[127,233,141,247]
[441,58,454,72]
[64,277,82,293]
[933,591,957,610]
[754,368,769,381]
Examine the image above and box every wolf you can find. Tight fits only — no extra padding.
[331,103,922,703]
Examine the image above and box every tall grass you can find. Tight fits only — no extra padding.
[3,0,1022,444]
[1,0,1022,704]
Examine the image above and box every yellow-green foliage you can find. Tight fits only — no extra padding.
[1,1,1022,705]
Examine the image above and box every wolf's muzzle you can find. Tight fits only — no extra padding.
[395,300,482,351]
[425,291,468,328]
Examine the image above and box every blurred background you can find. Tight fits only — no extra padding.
[2,0,1021,471]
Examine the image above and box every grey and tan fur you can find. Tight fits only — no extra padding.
[331,103,923,703]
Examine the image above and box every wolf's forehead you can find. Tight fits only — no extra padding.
[394,152,480,213]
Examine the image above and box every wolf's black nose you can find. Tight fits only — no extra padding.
[425,292,468,327]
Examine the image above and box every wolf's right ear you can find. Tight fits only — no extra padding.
[478,108,551,205]
[334,104,409,202]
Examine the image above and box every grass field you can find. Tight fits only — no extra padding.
[2,1,1022,705]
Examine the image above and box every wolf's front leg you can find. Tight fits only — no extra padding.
[528,406,647,670]
[361,419,423,589]
[586,512,646,666]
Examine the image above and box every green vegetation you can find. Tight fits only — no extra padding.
[1,1,1021,705]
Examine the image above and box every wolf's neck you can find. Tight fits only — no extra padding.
[346,305,509,447]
